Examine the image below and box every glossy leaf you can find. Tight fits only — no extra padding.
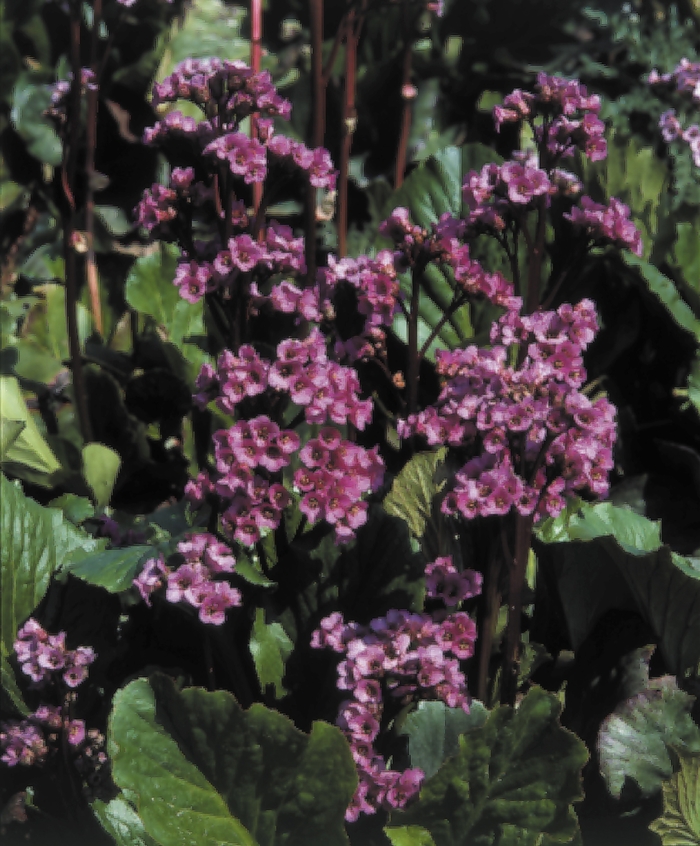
[0,376,60,482]
[537,501,700,674]
[598,676,700,799]
[92,796,159,846]
[385,827,438,846]
[48,493,95,525]
[82,442,121,510]
[10,72,62,165]
[673,220,700,298]
[0,473,102,656]
[385,687,587,846]
[1,652,28,716]
[63,545,152,593]
[402,699,489,780]
[622,253,700,343]
[649,752,700,846]
[108,674,356,846]
[249,608,294,699]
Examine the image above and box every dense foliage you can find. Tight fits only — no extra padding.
[1,1,699,845]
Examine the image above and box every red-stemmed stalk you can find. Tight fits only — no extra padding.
[500,512,534,705]
[84,0,103,336]
[337,2,366,257]
[394,17,414,189]
[250,0,263,227]
[63,1,93,442]
[306,0,325,284]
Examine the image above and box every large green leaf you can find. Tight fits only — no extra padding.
[385,687,587,846]
[0,473,103,656]
[0,376,60,483]
[385,827,438,846]
[63,545,153,593]
[107,674,356,846]
[622,253,700,343]
[673,220,700,300]
[649,752,700,846]
[598,677,700,799]
[249,608,293,699]
[401,699,489,780]
[92,796,160,846]
[536,502,700,675]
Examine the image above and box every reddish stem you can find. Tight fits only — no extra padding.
[394,37,413,189]
[337,4,365,257]
[64,5,93,443]
[84,0,103,335]
[501,513,533,705]
[250,0,263,226]
[306,0,325,284]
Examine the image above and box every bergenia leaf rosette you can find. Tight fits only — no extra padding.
[399,299,617,523]
[311,556,482,821]
[648,59,700,167]
[136,58,335,306]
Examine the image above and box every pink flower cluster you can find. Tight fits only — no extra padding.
[185,404,382,544]
[45,69,96,128]
[494,73,606,162]
[134,533,242,624]
[564,196,643,256]
[399,299,616,522]
[321,252,401,361]
[312,561,480,820]
[173,221,307,304]
[461,157,585,234]
[648,60,700,166]
[1,705,108,779]
[14,619,96,689]
[294,428,384,542]
[144,59,334,190]
[151,58,291,119]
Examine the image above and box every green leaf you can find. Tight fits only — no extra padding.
[48,493,95,525]
[125,244,181,329]
[383,449,447,560]
[402,699,489,780]
[536,500,662,555]
[649,752,700,845]
[599,677,700,799]
[63,545,152,592]
[385,687,587,846]
[1,652,28,716]
[92,796,160,846]
[0,473,102,656]
[82,442,121,510]
[249,608,293,699]
[95,205,132,237]
[673,220,700,298]
[0,376,60,482]
[108,674,356,846]
[385,827,438,846]
[622,253,700,342]
[10,72,62,165]
[537,502,700,675]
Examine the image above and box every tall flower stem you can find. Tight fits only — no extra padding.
[84,0,103,335]
[501,513,533,705]
[64,3,92,443]
[394,19,414,189]
[475,541,501,703]
[306,0,325,284]
[337,2,366,257]
[250,0,263,224]
[406,264,422,416]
